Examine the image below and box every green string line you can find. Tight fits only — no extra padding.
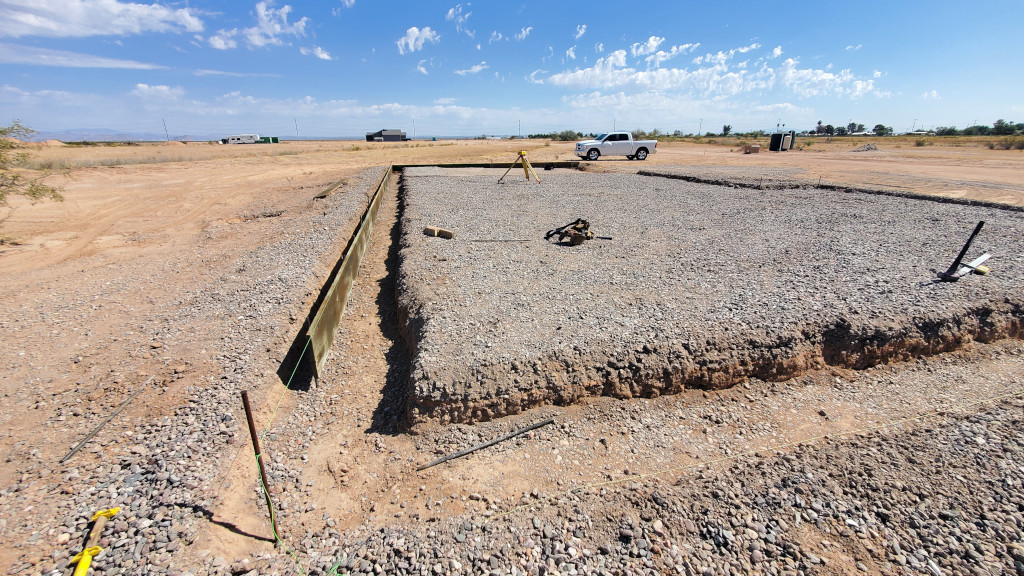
[254,452,307,575]
[254,338,349,575]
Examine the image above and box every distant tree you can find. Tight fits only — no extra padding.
[722,125,732,136]
[992,119,1015,136]
[873,124,893,136]
[672,130,684,137]
[935,126,959,136]
[1,120,63,207]
[846,122,858,134]
[825,124,835,136]
[835,126,849,136]
[554,130,582,141]
[961,125,991,136]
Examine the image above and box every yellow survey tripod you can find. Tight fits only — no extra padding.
[498,150,541,183]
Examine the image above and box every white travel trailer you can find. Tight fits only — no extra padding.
[222,134,260,144]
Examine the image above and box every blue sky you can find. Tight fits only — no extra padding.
[1,1,1021,139]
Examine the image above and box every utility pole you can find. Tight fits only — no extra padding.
[294,118,299,140]
[518,119,521,138]
[162,119,169,141]
[912,119,917,131]
[698,118,702,136]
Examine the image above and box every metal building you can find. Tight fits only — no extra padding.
[365,129,408,142]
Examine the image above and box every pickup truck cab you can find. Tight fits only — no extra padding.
[574,132,657,161]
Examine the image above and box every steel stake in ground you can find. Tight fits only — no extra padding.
[241,390,279,538]
[939,220,985,282]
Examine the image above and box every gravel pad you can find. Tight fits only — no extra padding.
[397,168,1024,424]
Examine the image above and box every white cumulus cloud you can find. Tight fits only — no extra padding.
[300,45,332,60]
[565,46,576,60]
[208,30,238,50]
[644,43,699,68]
[575,24,586,39]
[131,83,184,100]
[0,0,203,38]
[515,26,532,41]
[397,26,439,54]
[446,4,473,37]
[922,90,939,99]
[243,2,308,48]
[454,61,488,76]
[770,46,783,58]
[631,36,664,57]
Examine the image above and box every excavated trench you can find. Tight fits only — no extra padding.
[389,167,1024,425]
[400,302,1024,424]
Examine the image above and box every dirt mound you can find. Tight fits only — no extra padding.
[851,143,879,152]
[40,139,66,147]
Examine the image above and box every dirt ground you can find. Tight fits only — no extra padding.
[1,137,1022,574]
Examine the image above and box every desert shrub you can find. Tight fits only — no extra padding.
[994,136,1024,150]
[915,138,928,147]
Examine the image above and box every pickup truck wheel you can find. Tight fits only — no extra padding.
[586,148,600,161]
[635,148,648,160]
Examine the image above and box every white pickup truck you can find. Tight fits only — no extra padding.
[574,131,657,161]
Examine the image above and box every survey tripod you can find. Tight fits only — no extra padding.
[498,151,541,184]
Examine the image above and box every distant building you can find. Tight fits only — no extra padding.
[222,134,260,144]
[366,129,407,142]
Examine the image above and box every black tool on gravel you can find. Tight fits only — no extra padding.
[938,220,985,282]
[544,218,612,245]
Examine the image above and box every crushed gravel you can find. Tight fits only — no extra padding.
[4,163,1022,576]
[397,168,1024,424]
[0,167,383,576]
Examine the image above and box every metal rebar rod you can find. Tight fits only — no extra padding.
[241,390,279,537]
[60,376,153,464]
[416,418,555,471]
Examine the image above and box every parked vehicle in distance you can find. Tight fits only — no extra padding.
[220,134,260,144]
[574,132,657,161]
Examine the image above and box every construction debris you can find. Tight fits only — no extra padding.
[424,226,455,239]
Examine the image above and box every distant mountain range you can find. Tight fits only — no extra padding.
[25,129,494,142]
[29,129,217,142]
